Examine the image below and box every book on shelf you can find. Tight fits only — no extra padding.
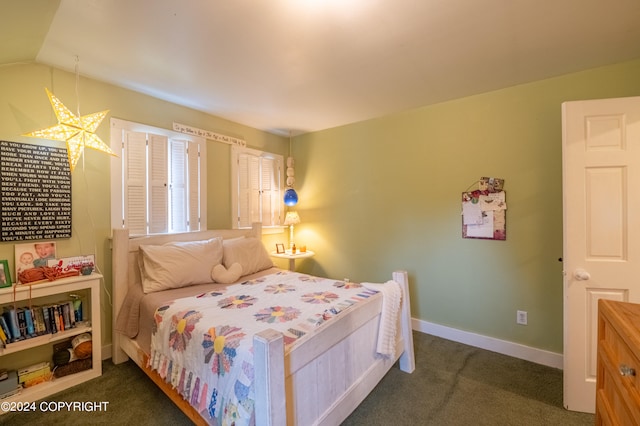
[63,303,71,329]
[67,301,76,327]
[41,305,51,334]
[18,361,50,381]
[32,306,46,336]
[0,298,81,346]
[0,370,18,399]
[16,308,31,338]
[18,361,51,387]
[0,316,11,344]
[46,305,58,334]
[53,304,62,332]
[21,307,36,337]
[0,324,7,347]
[2,309,22,343]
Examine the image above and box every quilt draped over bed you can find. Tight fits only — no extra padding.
[148,270,381,426]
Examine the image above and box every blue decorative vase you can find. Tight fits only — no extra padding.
[284,188,298,206]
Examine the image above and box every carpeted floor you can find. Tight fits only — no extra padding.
[343,333,594,425]
[0,332,594,425]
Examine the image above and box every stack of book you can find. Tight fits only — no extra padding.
[0,299,79,347]
[18,362,52,388]
[0,369,19,400]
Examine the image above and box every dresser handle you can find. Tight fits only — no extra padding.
[620,365,636,377]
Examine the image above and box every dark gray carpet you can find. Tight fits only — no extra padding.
[0,332,594,425]
[343,333,594,426]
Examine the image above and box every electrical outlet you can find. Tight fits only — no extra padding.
[517,310,528,325]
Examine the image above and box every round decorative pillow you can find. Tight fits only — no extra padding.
[211,262,243,284]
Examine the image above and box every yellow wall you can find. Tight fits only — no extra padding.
[2,58,640,356]
[0,63,288,348]
[292,58,640,353]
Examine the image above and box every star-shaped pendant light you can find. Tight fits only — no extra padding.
[24,88,115,171]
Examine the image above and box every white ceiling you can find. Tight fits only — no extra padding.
[4,0,640,135]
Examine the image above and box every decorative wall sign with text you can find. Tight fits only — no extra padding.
[0,141,72,241]
[173,122,247,147]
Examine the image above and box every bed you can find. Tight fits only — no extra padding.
[111,223,415,425]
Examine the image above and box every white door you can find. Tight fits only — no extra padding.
[562,96,640,413]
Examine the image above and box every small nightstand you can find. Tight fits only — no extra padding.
[271,250,315,271]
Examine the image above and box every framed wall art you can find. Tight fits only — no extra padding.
[0,260,11,288]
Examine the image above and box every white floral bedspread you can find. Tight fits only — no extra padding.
[148,270,378,425]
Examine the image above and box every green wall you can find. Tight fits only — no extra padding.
[0,63,288,348]
[292,58,640,354]
[2,59,640,356]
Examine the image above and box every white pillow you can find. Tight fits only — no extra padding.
[222,237,273,276]
[211,262,243,284]
[139,237,223,293]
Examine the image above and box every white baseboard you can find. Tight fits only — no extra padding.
[412,318,563,370]
[102,344,112,361]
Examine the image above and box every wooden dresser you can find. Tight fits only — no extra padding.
[596,299,640,425]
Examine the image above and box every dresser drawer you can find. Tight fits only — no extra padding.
[603,322,640,390]
[597,300,640,425]
[598,343,640,425]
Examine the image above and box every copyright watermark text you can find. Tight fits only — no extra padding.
[1,401,109,413]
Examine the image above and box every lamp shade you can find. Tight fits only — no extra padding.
[284,188,298,206]
[284,211,301,226]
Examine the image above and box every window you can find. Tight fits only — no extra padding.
[231,145,283,229]
[110,118,206,235]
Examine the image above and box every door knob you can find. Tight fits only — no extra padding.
[573,268,591,281]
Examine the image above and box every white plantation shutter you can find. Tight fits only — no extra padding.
[148,134,168,234]
[237,153,251,228]
[111,119,205,236]
[249,155,261,224]
[187,142,200,231]
[170,140,187,233]
[261,157,277,226]
[232,146,283,228]
[237,153,261,228]
[123,131,147,235]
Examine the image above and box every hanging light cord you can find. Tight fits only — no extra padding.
[71,55,112,307]
[74,55,87,171]
[74,55,81,119]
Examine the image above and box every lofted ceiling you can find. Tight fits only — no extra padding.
[2,0,640,136]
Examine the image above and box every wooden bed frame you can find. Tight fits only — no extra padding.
[111,223,415,425]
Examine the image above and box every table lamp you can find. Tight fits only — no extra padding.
[284,211,300,249]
